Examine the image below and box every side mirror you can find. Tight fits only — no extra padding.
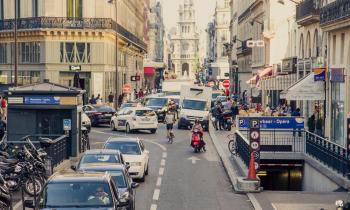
[24,200,34,208]
[70,165,77,171]
[131,182,139,189]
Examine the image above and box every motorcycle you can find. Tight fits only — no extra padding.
[0,174,11,210]
[191,129,204,153]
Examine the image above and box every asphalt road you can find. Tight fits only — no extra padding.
[11,124,253,210]
[90,124,253,210]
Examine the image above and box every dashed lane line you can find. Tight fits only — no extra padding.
[152,189,160,201]
[160,159,166,166]
[159,167,164,176]
[162,152,167,158]
[156,177,162,187]
[150,204,157,210]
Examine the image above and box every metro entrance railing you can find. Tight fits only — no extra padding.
[235,129,349,177]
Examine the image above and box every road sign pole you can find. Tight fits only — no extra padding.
[249,118,260,173]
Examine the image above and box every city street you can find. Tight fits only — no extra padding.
[90,125,253,210]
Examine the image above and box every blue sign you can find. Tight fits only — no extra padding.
[63,119,71,131]
[330,68,345,83]
[314,68,326,81]
[24,96,60,105]
[238,117,304,129]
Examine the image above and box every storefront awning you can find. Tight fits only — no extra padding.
[258,67,273,78]
[144,67,155,75]
[280,72,325,101]
[246,75,257,85]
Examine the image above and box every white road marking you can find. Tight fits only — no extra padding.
[188,156,200,164]
[156,177,162,187]
[159,167,164,175]
[150,204,157,210]
[152,189,160,201]
[91,130,167,151]
[271,203,277,210]
[160,159,166,166]
[13,201,22,210]
[162,152,167,158]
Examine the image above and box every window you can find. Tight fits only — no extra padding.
[340,33,345,64]
[32,0,38,17]
[19,42,40,63]
[16,0,20,18]
[60,42,91,63]
[0,43,6,64]
[67,0,82,18]
[331,82,345,145]
[18,71,41,85]
[0,0,4,20]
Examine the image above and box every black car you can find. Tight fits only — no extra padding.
[25,172,124,210]
[143,97,169,122]
[83,105,116,126]
[79,164,139,210]
[72,149,127,171]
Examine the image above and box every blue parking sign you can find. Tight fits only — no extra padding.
[63,119,71,131]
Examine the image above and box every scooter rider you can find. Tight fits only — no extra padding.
[191,119,206,151]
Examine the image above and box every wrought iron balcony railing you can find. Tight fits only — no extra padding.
[0,17,147,51]
[320,0,350,26]
[296,0,320,26]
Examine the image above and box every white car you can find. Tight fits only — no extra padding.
[110,107,158,134]
[103,137,149,181]
[81,112,91,132]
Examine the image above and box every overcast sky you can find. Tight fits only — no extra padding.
[161,0,217,31]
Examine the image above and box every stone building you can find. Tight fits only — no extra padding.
[170,0,199,79]
[0,0,147,101]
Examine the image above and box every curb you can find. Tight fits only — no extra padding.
[208,123,263,210]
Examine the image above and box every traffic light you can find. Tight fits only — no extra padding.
[131,75,141,81]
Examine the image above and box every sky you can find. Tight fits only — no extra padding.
[161,0,217,31]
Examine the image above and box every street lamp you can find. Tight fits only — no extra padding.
[108,0,120,109]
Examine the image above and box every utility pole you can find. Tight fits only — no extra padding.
[14,0,18,86]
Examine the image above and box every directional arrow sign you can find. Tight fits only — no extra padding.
[188,156,200,164]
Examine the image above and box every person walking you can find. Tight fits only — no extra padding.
[96,94,102,105]
[118,94,124,108]
[217,102,225,130]
[0,97,7,120]
[211,104,220,130]
[138,89,144,99]
[134,89,138,100]
[307,114,316,133]
[108,92,114,107]
[89,95,97,105]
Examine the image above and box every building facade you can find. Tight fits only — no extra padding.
[170,0,199,79]
[0,0,147,102]
[209,0,231,81]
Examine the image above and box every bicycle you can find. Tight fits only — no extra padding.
[227,134,236,155]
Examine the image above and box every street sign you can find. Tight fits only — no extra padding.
[249,118,260,171]
[222,80,230,88]
[24,96,60,105]
[63,119,71,131]
[122,84,132,93]
[69,65,81,71]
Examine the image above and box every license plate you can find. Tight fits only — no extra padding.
[142,118,150,121]
[105,114,112,117]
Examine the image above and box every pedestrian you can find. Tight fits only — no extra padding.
[134,89,138,100]
[0,96,7,120]
[315,117,323,136]
[292,108,302,137]
[217,102,225,130]
[211,104,220,130]
[89,95,97,105]
[225,89,229,97]
[108,92,114,107]
[307,114,316,133]
[138,89,144,99]
[96,94,102,105]
[231,102,239,127]
[264,104,271,116]
[118,94,124,108]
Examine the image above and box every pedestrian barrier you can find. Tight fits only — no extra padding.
[235,129,349,178]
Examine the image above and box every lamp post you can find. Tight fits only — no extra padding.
[14,0,18,86]
[108,0,119,109]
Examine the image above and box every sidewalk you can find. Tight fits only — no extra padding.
[208,124,349,210]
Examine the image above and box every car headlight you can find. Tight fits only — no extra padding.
[130,162,142,166]
[120,191,130,203]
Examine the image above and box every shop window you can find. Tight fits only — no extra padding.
[331,82,345,145]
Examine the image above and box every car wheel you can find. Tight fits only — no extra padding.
[110,121,116,131]
[150,129,156,134]
[126,123,132,133]
[139,173,145,182]
[145,163,149,176]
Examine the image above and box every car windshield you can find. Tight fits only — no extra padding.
[95,106,115,112]
[104,142,141,155]
[145,98,167,107]
[121,103,136,109]
[135,110,156,117]
[80,154,120,166]
[182,100,207,111]
[85,169,127,188]
[39,182,113,208]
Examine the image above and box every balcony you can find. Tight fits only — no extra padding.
[320,0,350,27]
[296,0,320,26]
[0,17,147,51]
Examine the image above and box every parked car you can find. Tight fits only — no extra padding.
[25,172,124,210]
[78,164,139,210]
[72,149,127,171]
[81,112,91,132]
[83,105,116,126]
[110,107,158,134]
[103,137,149,182]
